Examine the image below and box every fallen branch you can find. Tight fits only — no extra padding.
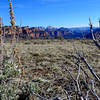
[81,57,100,84]
[31,91,48,100]
[64,89,71,100]
[63,66,84,100]
[74,46,100,84]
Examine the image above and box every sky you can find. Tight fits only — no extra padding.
[0,0,100,28]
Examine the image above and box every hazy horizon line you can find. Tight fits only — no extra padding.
[3,25,99,28]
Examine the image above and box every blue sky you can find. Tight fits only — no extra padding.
[0,0,100,27]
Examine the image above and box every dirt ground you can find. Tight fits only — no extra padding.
[4,39,100,100]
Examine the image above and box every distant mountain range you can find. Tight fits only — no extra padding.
[45,26,100,39]
[46,26,98,31]
[3,26,100,39]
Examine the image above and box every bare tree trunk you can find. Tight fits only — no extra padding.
[0,17,3,67]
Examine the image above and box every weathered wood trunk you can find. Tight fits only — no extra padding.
[0,17,3,66]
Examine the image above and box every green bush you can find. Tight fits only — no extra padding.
[0,57,40,100]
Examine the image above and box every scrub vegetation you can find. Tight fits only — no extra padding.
[0,0,100,100]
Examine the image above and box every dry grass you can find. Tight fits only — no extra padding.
[4,39,100,99]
